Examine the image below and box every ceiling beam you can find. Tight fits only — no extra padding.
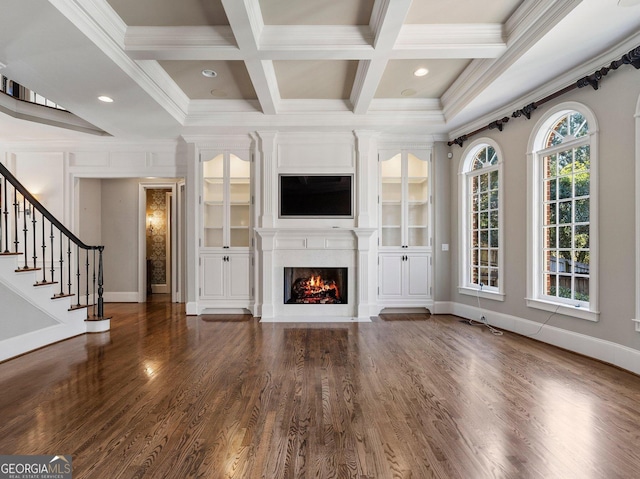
[221,0,279,115]
[351,0,413,115]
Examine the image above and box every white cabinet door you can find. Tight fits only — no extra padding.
[201,253,251,300]
[228,254,251,299]
[379,254,403,298]
[201,255,225,299]
[406,254,430,297]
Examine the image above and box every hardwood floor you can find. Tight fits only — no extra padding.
[1,302,640,479]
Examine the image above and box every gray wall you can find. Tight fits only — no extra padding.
[433,141,451,303]
[448,65,640,351]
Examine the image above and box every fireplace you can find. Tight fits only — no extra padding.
[284,267,348,304]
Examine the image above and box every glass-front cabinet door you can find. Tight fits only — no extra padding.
[202,151,251,248]
[379,150,430,249]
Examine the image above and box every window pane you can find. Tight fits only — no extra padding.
[490,229,499,247]
[558,201,572,224]
[490,210,498,229]
[575,225,589,248]
[544,154,557,179]
[558,277,572,298]
[544,250,557,273]
[490,249,498,267]
[544,179,557,201]
[559,226,572,248]
[544,227,557,249]
[558,176,573,200]
[544,203,556,226]
[490,190,498,209]
[557,150,572,173]
[575,199,589,222]
[480,212,488,228]
[480,193,488,211]
[571,112,588,137]
[480,174,488,192]
[489,268,498,287]
[545,274,557,296]
[490,170,498,189]
[480,230,488,247]
[480,249,488,266]
[472,176,479,194]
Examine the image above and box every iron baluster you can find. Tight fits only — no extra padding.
[50,222,55,284]
[58,231,64,297]
[2,178,8,253]
[13,188,19,254]
[31,200,37,270]
[85,248,89,308]
[67,238,72,297]
[22,195,28,269]
[97,247,104,318]
[92,249,96,318]
[40,210,46,283]
[76,244,81,307]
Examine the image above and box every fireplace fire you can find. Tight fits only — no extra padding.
[284,267,348,304]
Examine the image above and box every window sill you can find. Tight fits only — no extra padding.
[526,298,599,322]
[459,286,505,302]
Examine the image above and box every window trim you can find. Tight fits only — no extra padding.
[527,102,599,322]
[458,138,505,301]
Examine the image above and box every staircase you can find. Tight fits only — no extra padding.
[0,163,109,362]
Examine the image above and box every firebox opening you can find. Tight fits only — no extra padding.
[284,267,348,304]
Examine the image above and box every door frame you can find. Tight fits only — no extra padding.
[138,182,179,303]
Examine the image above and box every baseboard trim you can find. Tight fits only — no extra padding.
[0,323,85,363]
[151,284,169,294]
[103,292,138,303]
[451,302,640,375]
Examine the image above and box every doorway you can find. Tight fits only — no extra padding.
[138,182,182,303]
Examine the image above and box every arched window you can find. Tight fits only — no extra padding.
[459,139,504,300]
[527,103,599,321]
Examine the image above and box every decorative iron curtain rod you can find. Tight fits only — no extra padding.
[448,44,640,148]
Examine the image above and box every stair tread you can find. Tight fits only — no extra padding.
[34,281,58,287]
[52,293,75,299]
[69,303,95,311]
[15,267,41,272]
[0,252,22,256]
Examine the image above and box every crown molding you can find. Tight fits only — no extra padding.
[441,0,581,122]
[447,31,640,142]
[395,24,505,59]
[134,60,190,116]
[369,98,442,112]
[259,26,373,54]
[125,26,240,60]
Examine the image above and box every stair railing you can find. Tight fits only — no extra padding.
[0,162,106,319]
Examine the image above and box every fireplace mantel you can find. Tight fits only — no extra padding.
[255,228,376,320]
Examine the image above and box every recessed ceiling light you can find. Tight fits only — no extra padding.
[414,67,429,77]
[98,96,113,103]
[202,69,217,78]
[401,89,417,97]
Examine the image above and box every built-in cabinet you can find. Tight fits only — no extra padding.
[378,149,433,309]
[199,149,253,310]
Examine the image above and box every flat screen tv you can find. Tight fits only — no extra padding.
[279,175,353,218]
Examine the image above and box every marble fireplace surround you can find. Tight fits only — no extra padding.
[256,228,376,322]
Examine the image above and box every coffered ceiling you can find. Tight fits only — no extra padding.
[1,0,640,140]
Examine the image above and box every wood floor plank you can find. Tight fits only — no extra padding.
[1,301,640,478]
